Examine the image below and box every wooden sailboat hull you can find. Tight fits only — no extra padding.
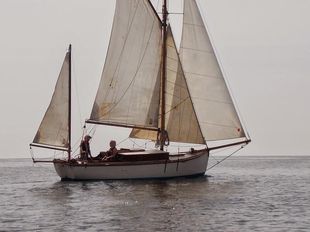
[53,150,209,180]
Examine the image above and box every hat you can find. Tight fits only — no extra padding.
[84,135,92,139]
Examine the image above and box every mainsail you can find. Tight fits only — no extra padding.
[88,0,162,129]
[31,49,70,150]
[180,0,245,141]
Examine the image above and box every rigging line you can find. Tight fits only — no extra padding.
[169,143,203,148]
[71,54,83,128]
[100,15,159,117]
[86,122,97,135]
[128,138,147,149]
[128,138,155,148]
[206,146,244,171]
[159,96,189,116]
[30,147,35,162]
[69,124,87,156]
[71,135,84,156]
[210,145,234,155]
[66,125,86,156]
[88,125,97,138]
[196,0,250,139]
[116,137,130,147]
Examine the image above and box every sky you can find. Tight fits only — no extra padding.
[1,0,310,158]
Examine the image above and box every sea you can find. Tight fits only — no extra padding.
[0,156,309,232]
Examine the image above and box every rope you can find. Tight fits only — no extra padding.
[29,146,66,161]
[117,137,130,147]
[129,138,149,149]
[30,147,35,162]
[168,143,204,148]
[206,146,244,171]
[72,57,83,128]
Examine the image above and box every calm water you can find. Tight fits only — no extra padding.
[0,156,309,231]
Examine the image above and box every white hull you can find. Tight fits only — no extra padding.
[53,150,209,180]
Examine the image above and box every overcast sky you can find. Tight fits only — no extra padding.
[1,0,310,158]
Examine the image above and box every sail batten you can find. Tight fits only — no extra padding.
[89,0,162,128]
[32,51,70,149]
[180,0,246,141]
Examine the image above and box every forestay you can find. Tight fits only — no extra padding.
[89,0,162,129]
[180,0,245,141]
[32,52,70,149]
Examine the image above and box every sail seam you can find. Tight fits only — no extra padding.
[200,121,241,129]
[180,46,213,54]
[183,22,204,27]
[191,97,233,105]
[98,8,159,120]
[100,1,141,108]
[183,71,221,80]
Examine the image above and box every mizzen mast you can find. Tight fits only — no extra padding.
[68,44,72,161]
[160,0,168,151]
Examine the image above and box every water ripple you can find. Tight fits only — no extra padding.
[0,157,309,231]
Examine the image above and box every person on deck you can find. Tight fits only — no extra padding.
[103,140,118,161]
[80,135,92,160]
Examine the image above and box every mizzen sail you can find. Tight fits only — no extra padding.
[88,0,162,129]
[180,0,245,141]
[32,50,70,149]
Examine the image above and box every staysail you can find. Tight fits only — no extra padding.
[130,26,205,145]
[180,0,245,141]
[88,0,162,129]
[31,49,70,150]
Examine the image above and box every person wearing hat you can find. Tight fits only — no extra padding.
[80,135,92,160]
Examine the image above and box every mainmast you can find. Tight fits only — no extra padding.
[160,0,168,151]
[68,44,72,161]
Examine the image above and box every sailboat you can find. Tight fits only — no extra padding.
[30,0,251,180]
